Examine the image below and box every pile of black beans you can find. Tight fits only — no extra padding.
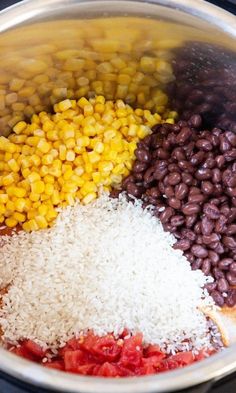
[169,42,236,132]
[122,115,236,307]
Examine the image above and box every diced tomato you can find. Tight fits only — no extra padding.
[145,344,166,360]
[93,336,121,362]
[23,340,46,359]
[44,360,65,370]
[64,350,89,372]
[96,362,120,377]
[120,333,143,369]
[77,364,96,375]
[82,334,121,362]
[168,351,195,366]
[10,345,35,361]
[9,331,216,378]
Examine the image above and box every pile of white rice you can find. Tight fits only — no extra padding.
[0,194,215,352]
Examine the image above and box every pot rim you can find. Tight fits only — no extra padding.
[0,0,236,392]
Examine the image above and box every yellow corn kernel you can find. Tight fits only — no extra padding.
[44,183,54,196]
[46,208,57,221]
[5,217,18,228]
[78,97,90,109]
[13,212,25,222]
[38,204,48,216]
[31,180,45,194]
[2,173,15,186]
[82,192,97,205]
[35,215,48,229]
[80,182,97,197]
[65,138,76,149]
[42,154,54,165]
[22,168,31,178]
[37,139,51,154]
[83,104,94,116]
[57,99,72,112]
[30,154,41,167]
[64,193,75,206]
[8,158,20,173]
[62,181,77,193]
[12,187,26,198]
[44,174,54,184]
[66,150,75,162]
[15,198,26,212]
[13,121,27,134]
[137,125,151,139]
[0,194,8,203]
[28,172,41,183]
[63,168,73,180]
[88,151,100,164]
[98,161,113,173]
[83,124,96,137]
[51,190,60,205]
[27,219,39,231]
[165,118,175,124]
[47,130,59,141]
[92,172,102,184]
[59,145,67,161]
[29,193,40,202]
[0,204,5,215]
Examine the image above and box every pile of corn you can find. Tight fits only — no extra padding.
[0,96,177,231]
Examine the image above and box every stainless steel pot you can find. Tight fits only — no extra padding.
[0,1,235,392]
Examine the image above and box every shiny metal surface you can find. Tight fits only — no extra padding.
[0,0,235,392]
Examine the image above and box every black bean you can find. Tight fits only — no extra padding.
[176,127,192,144]
[222,169,236,187]
[215,155,225,168]
[132,161,148,173]
[225,289,236,307]
[201,181,214,195]
[225,131,236,147]
[213,267,225,280]
[159,207,174,224]
[205,282,217,292]
[171,215,185,227]
[203,203,220,220]
[215,215,227,234]
[175,183,188,200]
[191,259,202,270]
[195,168,212,180]
[189,114,202,128]
[226,224,236,235]
[188,194,205,204]
[201,216,214,235]
[164,185,175,198]
[202,234,220,245]
[222,236,236,250]
[182,203,200,215]
[212,169,221,184]
[135,149,151,163]
[185,214,197,228]
[196,139,212,151]
[167,172,181,186]
[218,258,234,270]
[126,183,144,198]
[229,262,236,275]
[156,148,170,159]
[182,173,193,185]
[217,278,229,293]
[173,239,190,251]
[226,272,236,286]
[190,151,205,166]
[144,167,155,183]
[169,197,181,210]
[211,290,225,306]
[191,244,208,258]
[208,251,219,265]
[201,258,211,275]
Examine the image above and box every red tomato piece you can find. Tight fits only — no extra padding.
[168,351,195,366]
[93,336,121,362]
[44,361,65,371]
[120,333,143,369]
[23,340,46,359]
[64,350,89,371]
[77,364,96,375]
[96,362,120,377]
[10,345,34,361]
[145,344,166,360]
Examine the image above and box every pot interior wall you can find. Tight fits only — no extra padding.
[0,0,235,136]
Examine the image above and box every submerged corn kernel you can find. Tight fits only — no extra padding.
[0,96,173,230]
